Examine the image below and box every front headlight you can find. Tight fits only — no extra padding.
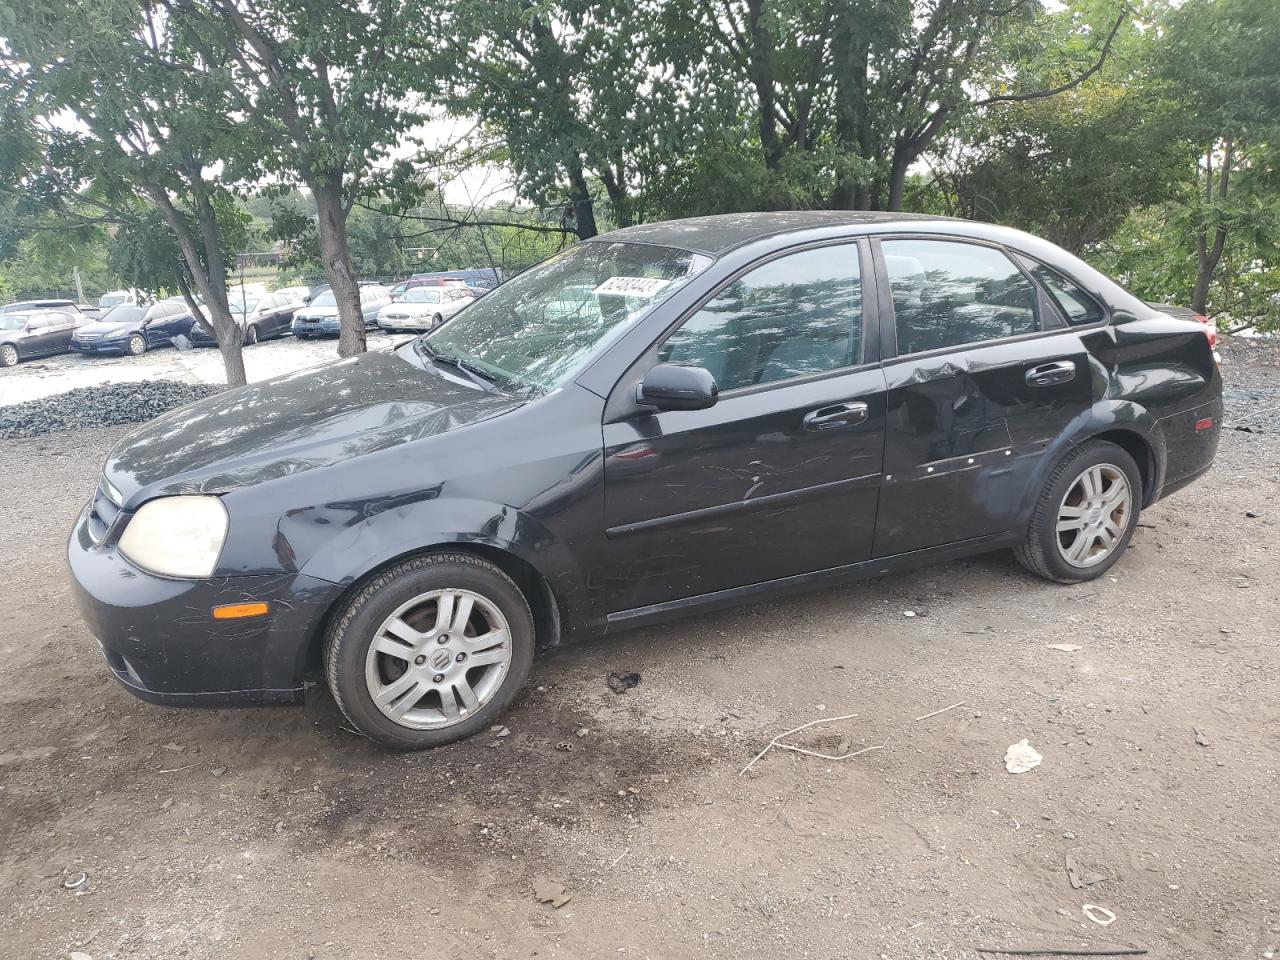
[118,496,229,579]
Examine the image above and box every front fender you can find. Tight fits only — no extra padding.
[293,495,592,635]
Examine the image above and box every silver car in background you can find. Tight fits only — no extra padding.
[376,286,472,332]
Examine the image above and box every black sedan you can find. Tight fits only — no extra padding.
[68,212,1222,748]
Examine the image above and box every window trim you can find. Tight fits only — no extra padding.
[871,234,1077,363]
[1013,252,1112,330]
[645,236,877,401]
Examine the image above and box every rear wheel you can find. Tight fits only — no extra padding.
[324,552,535,749]
[127,333,147,356]
[0,344,18,367]
[1016,440,1141,583]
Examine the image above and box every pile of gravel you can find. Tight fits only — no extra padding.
[0,381,222,440]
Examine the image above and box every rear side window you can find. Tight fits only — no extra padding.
[1031,264,1105,326]
[882,239,1039,355]
[660,244,862,392]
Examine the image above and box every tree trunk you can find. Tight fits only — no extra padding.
[886,150,911,212]
[1191,138,1232,316]
[313,181,366,357]
[147,185,246,387]
[746,0,782,172]
[568,163,598,239]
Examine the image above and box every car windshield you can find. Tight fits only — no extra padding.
[421,241,710,394]
[404,288,442,304]
[99,293,129,308]
[229,295,261,315]
[101,305,145,325]
[312,291,337,307]
[0,312,29,331]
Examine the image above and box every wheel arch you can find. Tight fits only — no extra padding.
[300,540,567,683]
[1089,427,1158,506]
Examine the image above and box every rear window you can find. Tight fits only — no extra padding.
[1031,265,1106,326]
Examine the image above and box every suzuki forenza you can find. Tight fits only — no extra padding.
[69,212,1222,748]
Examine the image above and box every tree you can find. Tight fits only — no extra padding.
[1155,0,1280,315]
[1,0,253,385]
[169,0,431,356]
[427,0,704,239]
[668,0,1128,212]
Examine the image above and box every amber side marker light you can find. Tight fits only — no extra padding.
[212,602,270,620]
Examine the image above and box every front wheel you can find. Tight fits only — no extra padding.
[0,343,18,367]
[431,313,443,328]
[245,324,259,345]
[324,552,535,749]
[127,333,147,356]
[1015,440,1141,583]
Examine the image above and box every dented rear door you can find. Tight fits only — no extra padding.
[872,331,1093,557]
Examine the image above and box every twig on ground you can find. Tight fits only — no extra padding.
[157,762,199,774]
[740,713,870,775]
[915,701,967,722]
[607,848,630,869]
[774,739,890,762]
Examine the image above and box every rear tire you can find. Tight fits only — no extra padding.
[1015,440,1141,583]
[324,552,535,749]
[127,334,147,356]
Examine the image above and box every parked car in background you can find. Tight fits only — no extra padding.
[98,290,140,311]
[407,267,502,292]
[292,284,392,338]
[71,298,197,356]
[0,307,86,366]
[1,298,85,318]
[68,212,1222,749]
[376,286,471,332]
[193,285,308,346]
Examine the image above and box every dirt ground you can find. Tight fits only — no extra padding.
[1,341,1277,960]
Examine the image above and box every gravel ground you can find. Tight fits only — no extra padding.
[0,339,1277,960]
[0,382,222,439]
[0,331,404,408]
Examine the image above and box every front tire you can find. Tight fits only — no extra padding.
[245,324,259,345]
[324,552,535,749]
[1015,440,1141,583]
[127,333,147,356]
[432,313,443,328]
[0,344,18,367]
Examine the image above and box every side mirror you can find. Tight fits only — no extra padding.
[637,363,718,412]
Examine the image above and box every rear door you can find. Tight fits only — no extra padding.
[871,236,1095,557]
[601,240,887,613]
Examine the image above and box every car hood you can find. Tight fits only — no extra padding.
[103,350,525,499]
[76,318,140,336]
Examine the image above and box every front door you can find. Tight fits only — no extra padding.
[601,241,886,614]
[871,237,1094,557]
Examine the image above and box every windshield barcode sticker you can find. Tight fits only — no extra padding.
[593,276,670,298]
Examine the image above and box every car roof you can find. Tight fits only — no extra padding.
[596,211,954,255]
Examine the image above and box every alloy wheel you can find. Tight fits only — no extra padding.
[364,588,513,730]
[245,325,259,345]
[0,344,17,367]
[1055,463,1132,568]
[128,334,146,356]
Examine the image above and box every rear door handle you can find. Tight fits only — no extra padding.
[1026,360,1076,387]
[803,401,869,431]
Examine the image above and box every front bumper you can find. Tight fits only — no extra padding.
[71,337,128,355]
[67,505,344,707]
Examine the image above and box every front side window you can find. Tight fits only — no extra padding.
[1031,264,1105,326]
[659,244,862,392]
[883,239,1039,355]
[423,241,711,393]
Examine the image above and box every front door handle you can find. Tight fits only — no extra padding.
[803,401,869,431]
[1026,360,1076,387]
